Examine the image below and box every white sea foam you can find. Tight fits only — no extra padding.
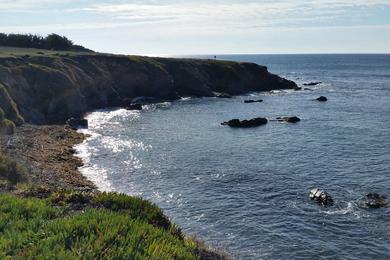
[142,102,172,112]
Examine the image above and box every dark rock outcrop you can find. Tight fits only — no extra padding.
[316,96,328,102]
[0,53,297,124]
[304,82,322,86]
[244,99,263,103]
[274,116,301,123]
[126,104,143,111]
[359,193,388,209]
[66,117,88,130]
[309,188,334,206]
[221,117,268,128]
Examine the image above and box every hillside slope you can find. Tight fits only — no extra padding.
[0,51,296,124]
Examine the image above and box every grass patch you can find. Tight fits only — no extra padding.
[0,83,24,126]
[0,193,203,259]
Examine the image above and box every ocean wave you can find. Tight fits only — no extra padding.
[142,102,172,112]
[78,163,113,192]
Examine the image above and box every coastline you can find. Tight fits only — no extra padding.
[0,124,96,192]
[0,123,228,259]
[0,49,297,258]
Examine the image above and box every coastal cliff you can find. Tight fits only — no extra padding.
[0,51,296,124]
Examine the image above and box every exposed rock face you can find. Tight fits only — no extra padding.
[316,96,328,102]
[66,117,88,130]
[126,104,143,111]
[359,193,388,209]
[309,188,334,206]
[221,117,268,128]
[0,54,297,124]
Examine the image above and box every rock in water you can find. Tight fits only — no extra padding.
[304,82,322,86]
[309,188,334,206]
[316,96,328,102]
[359,193,388,209]
[66,117,88,130]
[275,116,301,123]
[215,93,233,98]
[221,117,268,128]
[244,99,263,103]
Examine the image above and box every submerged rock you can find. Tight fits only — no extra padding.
[126,104,143,111]
[309,188,334,206]
[304,82,322,86]
[316,96,328,102]
[359,193,388,209]
[275,116,301,123]
[66,117,88,130]
[244,99,263,103]
[221,117,268,128]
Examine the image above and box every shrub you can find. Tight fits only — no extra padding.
[0,152,26,184]
[0,119,15,135]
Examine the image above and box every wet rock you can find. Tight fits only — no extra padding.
[304,82,322,86]
[221,117,268,128]
[316,96,328,102]
[304,88,313,91]
[66,117,88,130]
[216,93,233,98]
[126,104,143,111]
[244,99,263,103]
[359,193,388,209]
[275,116,301,123]
[294,87,302,91]
[309,188,334,206]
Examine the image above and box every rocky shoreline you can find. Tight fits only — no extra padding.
[0,124,95,191]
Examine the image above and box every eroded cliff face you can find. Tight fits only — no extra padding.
[0,54,297,124]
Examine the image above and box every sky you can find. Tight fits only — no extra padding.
[1,0,390,55]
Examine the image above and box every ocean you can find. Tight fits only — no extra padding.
[75,54,390,259]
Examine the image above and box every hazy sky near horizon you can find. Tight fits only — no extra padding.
[1,0,390,55]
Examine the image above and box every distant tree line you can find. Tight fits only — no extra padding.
[0,33,92,52]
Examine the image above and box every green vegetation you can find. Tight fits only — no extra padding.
[0,192,205,259]
[0,83,24,126]
[0,150,26,184]
[0,33,91,52]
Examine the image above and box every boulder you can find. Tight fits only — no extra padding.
[309,188,334,206]
[244,99,263,103]
[126,104,143,111]
[359,193,388,209]
[304,82,322,86]
[275,116,301,123]
[221,117,268,128]
[316,96,328,102]
[66,117,88,130]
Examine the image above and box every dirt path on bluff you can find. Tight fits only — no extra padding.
[0,124,96,191]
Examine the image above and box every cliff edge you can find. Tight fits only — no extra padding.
[0,50,296,124]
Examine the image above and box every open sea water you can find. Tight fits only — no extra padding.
[75,54,390,259]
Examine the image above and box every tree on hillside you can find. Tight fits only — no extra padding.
[0,33,91,52]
